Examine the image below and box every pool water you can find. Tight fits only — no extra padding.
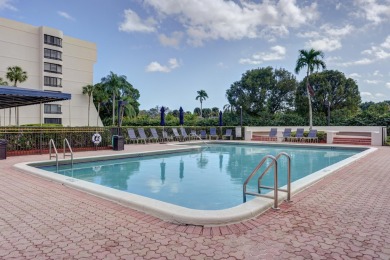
[39,144,363,210]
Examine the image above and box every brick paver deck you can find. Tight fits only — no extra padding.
[1,144,390,259]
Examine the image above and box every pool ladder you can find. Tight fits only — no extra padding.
[243,152,291,209]
[49,138,74,171]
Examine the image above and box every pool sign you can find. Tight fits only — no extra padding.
[92,133,102,144]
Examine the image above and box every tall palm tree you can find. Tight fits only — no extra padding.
[195,90,208,118]
[6,66,28,126]
[295,49,326,129]
[82,84,95,126]
[93,83,109,126]
[101,71,127,126]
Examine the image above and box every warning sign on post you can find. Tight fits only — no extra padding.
[92,133,102,144]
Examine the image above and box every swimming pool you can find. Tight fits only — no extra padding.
[17,142,374,225]
[38,144,363,210]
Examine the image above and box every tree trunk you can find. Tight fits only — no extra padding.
[306,69,313,129]
[87,95,91,126]
[200,101,203,117]
[112,93,116,126]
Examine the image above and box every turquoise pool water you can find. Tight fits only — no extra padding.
[39,144,363,210]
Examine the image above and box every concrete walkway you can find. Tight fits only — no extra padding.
[1,144,390,259]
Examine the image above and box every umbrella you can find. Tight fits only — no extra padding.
[219,111,223,126]
[179,106,184,125]
[160,106,165,126]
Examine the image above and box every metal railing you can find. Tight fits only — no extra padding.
[63,138,73,168]
[243,152,292,209]
[49,139,59,172]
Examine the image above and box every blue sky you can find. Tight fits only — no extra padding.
[1,0,390,112]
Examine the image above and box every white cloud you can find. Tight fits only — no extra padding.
[58,11,75,21]
[381,36,390,49]
[375,93,385,97]
[146,58,180,73]
[142,0,318,45]
[386,82,390,88]
[159,31,183,48]
[239,45,286,65]
[348,73,362,78]
[373,70,383,77]
[306,38,342,52]
[354,0,390,24]
[365,79,379,84]
[0,0,17,11]
[119,9,156,33]
[360,91,373,97]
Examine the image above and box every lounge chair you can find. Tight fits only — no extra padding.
[150,128,161,142]
[172,128,182,141]
[209,127,218,140]
[180,127,191,141]
[290,128,304,142]
[200,130,207,139]
[235,127,242,140]
[190,130,198,140]
[162,130,173,142]
[267,128,277,141]
[222,129,232,140]
[282,128,292,142]
[137,128,148,144]
[303,129,318,143]
[127,128,143,144]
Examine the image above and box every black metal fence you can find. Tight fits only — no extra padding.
[0,126,243,156]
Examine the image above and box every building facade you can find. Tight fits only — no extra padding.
[0,17,102,126]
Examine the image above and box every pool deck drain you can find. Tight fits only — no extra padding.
[1,142,390,259]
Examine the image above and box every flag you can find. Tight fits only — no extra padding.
[307,82,315,97]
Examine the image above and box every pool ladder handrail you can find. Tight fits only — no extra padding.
[49,139,59,172]
[63,138,74,168]
[243,152,292,210]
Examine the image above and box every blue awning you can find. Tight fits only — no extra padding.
[0,85,71,109]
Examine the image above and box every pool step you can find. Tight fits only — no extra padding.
[333,137,371,145]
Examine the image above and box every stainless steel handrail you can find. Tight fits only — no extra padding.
[49,139,58,172]
[258,152,291,202]
[63,138,74,168]
[243,155,279,209]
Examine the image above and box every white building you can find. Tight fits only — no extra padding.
[0,17,102,126]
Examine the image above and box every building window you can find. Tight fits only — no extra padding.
[44,48,62,60]
[44,104,62,114]
[44,34,62,47]
[44,62,62,74]
[44,76,62,87]
[44,118,62,124]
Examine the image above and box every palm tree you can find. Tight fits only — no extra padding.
[295,49,326,129]
[195,90,208,117]
[101,71,127,126]
[6,66,28,126]
[93,83,109,126]
[82,84,95,126]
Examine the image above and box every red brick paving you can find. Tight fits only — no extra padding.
[1,144,390,259]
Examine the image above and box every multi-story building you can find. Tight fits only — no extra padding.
[0,17,102,126]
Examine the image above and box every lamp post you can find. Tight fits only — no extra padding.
[240,106,243,127]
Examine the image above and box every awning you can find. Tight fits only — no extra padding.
[0,85,71,109]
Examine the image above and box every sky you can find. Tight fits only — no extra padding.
[1,0,390,112]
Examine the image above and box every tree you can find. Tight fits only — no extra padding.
[82,84,95,126]
[195,90,208,117]
[100,72,140,125]
[226,67,296,116]
[211,107,220,117]
[93,83,109,126]
[295,49,326,129]
[193,107,201,116]
[295,70,361,119]
[6,66,28,126]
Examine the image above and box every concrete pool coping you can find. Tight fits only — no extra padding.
[14,141,377,226]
